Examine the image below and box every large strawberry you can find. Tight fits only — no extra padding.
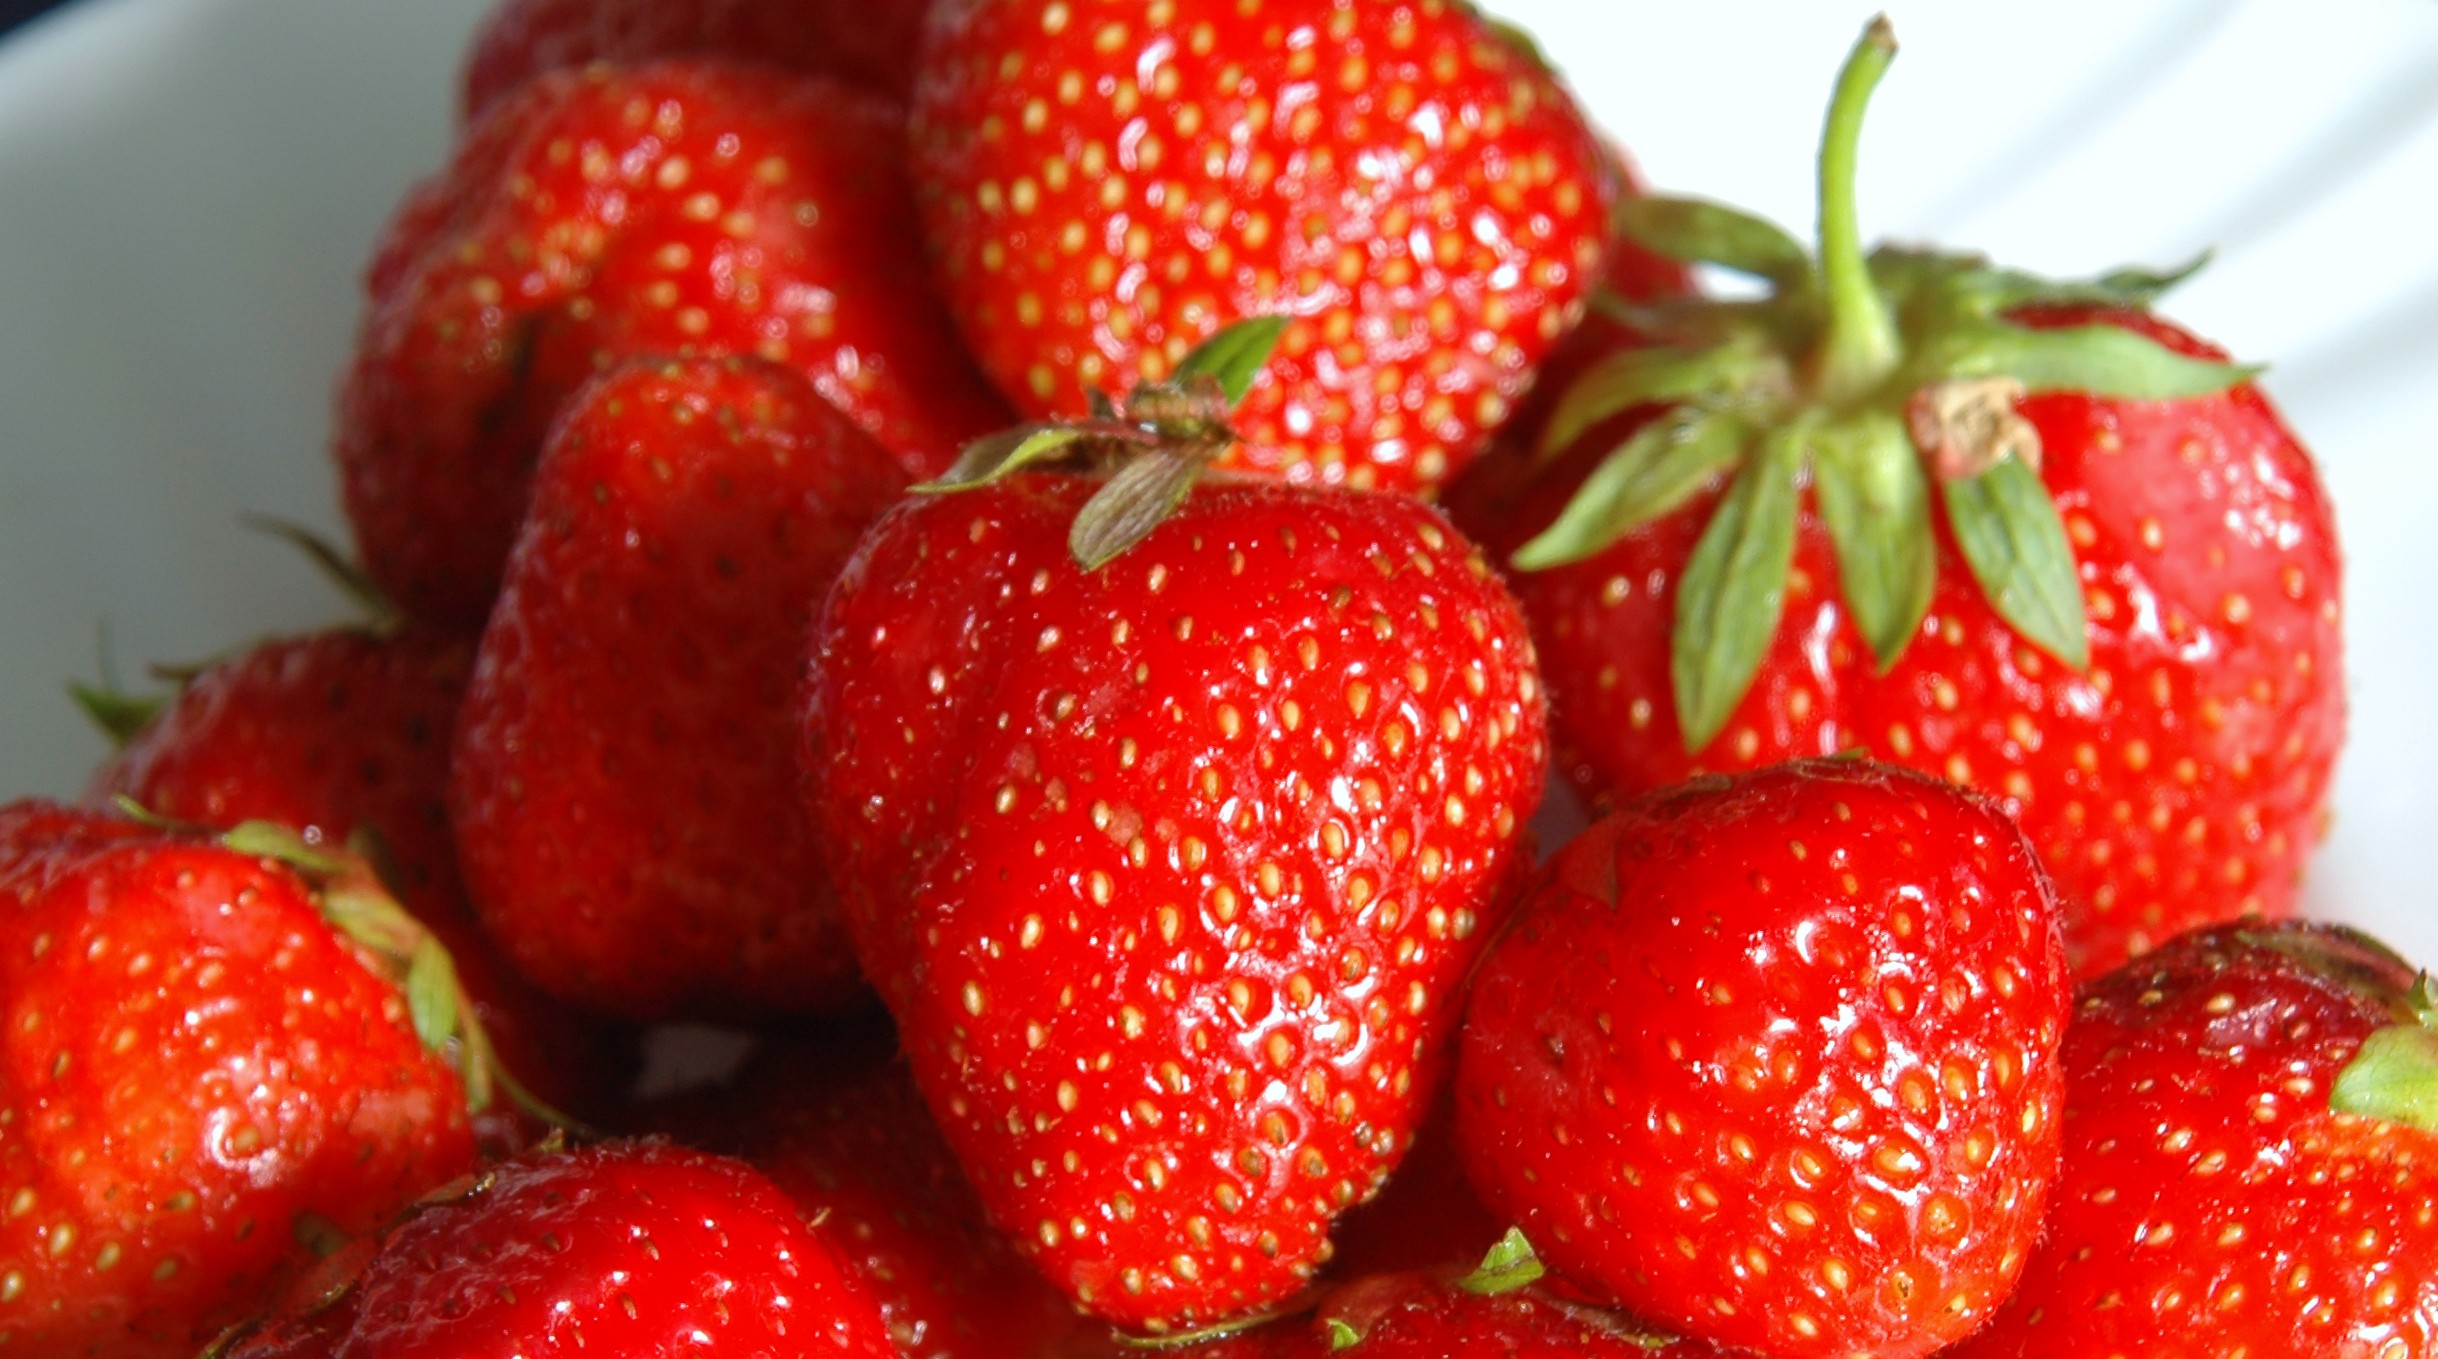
[341,60,1009,626]
[1457,759,2069,1359]
[463,0,932,119]
[803,334,1549,1333]
[451,357,906,1020]
[83,620,632,1133]
[909,0,1613,494]
[217,1140,898,1358]
[1950,922,2438,1357]
[1446,19,2342,975]
[0,802,493,1358]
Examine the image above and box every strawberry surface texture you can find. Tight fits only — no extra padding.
[910,0,1614,493]
[805,472,1548,1332]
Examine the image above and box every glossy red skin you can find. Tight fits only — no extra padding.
[87,628,633,1135]
[1203,1271,1740,1359]
[910,0,1613,494]
[708,1041,1106,1359]
[222,1141,896,1359]
[1457,761,2069,1359]
[462,0,932,118]
[0,801,475,1359]
[805,475,1549,1332]
[341,61,1009,628]
[1448,305,2344,976]
[1947,923,2438,1357]
[451,358,905,1020]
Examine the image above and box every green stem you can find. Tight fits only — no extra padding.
[1812,16,1902,406]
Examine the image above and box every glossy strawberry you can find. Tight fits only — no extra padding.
[910,0,1613,493]
[452,357,905,1020]
[463,0,932,118]
[804,425,1548,1332]
[1949,922,2438,1357]
[708,1039,1105,1359]
[0,802,479,1358]
[1448,20,2342,976]
[85,625,632,1134]
[218,1140,897,1358]
[1457,760,2069,1359]
[341,60,1009,626]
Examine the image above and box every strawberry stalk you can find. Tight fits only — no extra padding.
[1809,16,1900,407]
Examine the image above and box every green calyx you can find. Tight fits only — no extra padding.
[115,797,578,1132]
[2333,967,2438,1133]
[919,316,1288,571]
[1455,1228,1548,1296]
[1513,15,2258,753]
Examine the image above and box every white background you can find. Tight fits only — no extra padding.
[0,0,2430,953]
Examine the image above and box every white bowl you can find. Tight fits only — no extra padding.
[2,0,2431,955]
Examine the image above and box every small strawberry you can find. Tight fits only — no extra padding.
[341,60,1009,626]
[1203,1234,1739,1359]
[215,1140,898,1358]
[709,1039,1108,1359]
[909,0,1614,494]
[83,621,633,1135]
[0,802,493,1358]
[1949,922,2438,1357]
[1447,19,2343,976]
[462,0,932,119]
[1456,759,2069,1359]
[803,329,1549,1333]
[451,356,906,1020]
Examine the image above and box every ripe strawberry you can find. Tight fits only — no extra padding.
[0,801,485,1358]
[701,1038,1108,1359]
[216,1140,897,1358]
[341,60,1010,626]
[1202,1234,1739,1359]
[462,0,932,119]
[1948,922,2438,1357]
[909,0,1614,494]
[83,623,633,1135]
[1456,759,2069,1359]
[803,343,1549,1333]
[451,357,906,1020]
[1446,20,2342,976]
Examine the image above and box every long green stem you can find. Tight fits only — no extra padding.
[1812,16,1902,406]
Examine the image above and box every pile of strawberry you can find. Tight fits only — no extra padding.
[6,2,2413,1357]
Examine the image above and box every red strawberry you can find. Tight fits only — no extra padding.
[1949,922,2438,1357]
[341,60,1010,627]
[909,0,1614,494]
[803,350,1549,1333]
[451,357,906,1020]
[84,624,633,1135]
[0,801,483,1358]
[1204,1234,1741,1359]
[463,0,932,119]
[701,1039,1108,1359]
[1446,20,2342,976]
[1456,759,2069,1359]
[217,1140,897,1358]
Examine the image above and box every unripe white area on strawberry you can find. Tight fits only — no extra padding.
[0,0,2430,963]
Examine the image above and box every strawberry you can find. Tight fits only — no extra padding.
[340,59,1010,627]
[706,1038,1107,1359]
[451,357,906,1020]
[215,1140,898,1358]
[83,622,633,1136]
[802,333,1549,1333]
[909,0,1614,494]
[1456,759,2069,1359]
[462,0,932,119]
[1446,19,2342,976]
[0,801,487,1358]
[1325,1097,1506,1281]
[1949,922,2438,1357]
[1202,1234,1740,1359]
